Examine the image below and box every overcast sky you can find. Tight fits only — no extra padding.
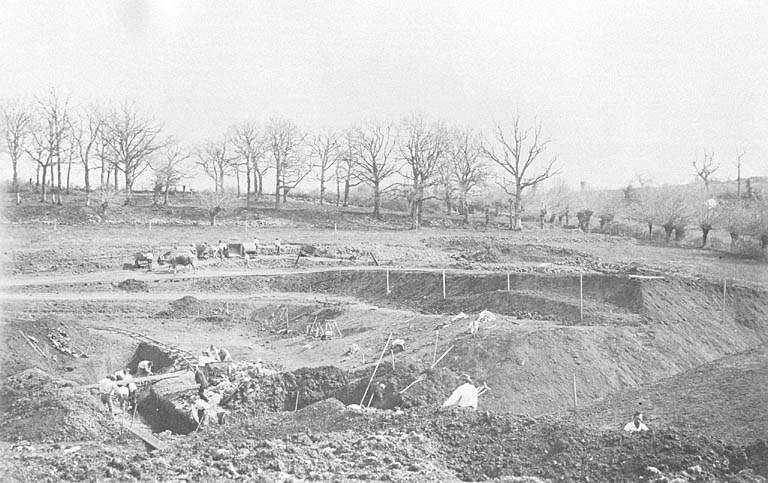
[2,0,767,189]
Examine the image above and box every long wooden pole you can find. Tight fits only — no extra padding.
[430,345,454,370]
[386,270,390,295]
[507,272,511,292]
[579,270,584,323]
[723,278,727,323]
[359,333,392,405]
[433,330,439,362]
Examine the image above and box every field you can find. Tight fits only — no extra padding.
[1,195,768,482]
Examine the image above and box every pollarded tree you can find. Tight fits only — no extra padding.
[399,115,449,228]
[655,190,690,243]
[2,100,33,195]
[692,193,720,247]
[309,132,340,205]
[353,122,399,219]
[482,116,559,230]
[196,190,234,226]
[104,103,165,204]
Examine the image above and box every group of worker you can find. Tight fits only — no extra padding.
[439,373,649,433]
[97,367,142,415]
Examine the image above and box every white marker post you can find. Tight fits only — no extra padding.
[386,269,390,295]
[507,272,511,292]
[433,330,439,362]
[442,271,446,299]
[572,374,578,407]
[54,219,57,231]
[149,220,152,232]
[723,279,727,323]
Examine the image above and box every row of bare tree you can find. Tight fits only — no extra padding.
[3,92,561,229]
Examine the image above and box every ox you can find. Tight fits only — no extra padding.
[159,251,197,274]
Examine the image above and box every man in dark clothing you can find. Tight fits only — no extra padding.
[194,366,209,402]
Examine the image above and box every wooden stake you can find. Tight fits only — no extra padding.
[391,348,395,371]
[442,271,446,299]
[245,220,248,232]
[294,390,300,411]
[334,223,337,233]
[430,344,454,370]
[366,391,375,408]
[723,279,727,323]
[148,220,152,232]
[54,219,57,231]
[507,272,511,292]
[579,270,584,323]
[386,270,390,295]
[572,374,578,407]
[433,330,439,362]
[359,333,392,405]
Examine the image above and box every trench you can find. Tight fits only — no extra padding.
[137,387,198,434]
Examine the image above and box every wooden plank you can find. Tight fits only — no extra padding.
[121,422,170,451]
[628,275,665,280]
[81,371,185,390]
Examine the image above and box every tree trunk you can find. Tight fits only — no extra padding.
[36,164,40,191]
[257,172,263,196]
[282,189,288,203]
[66,155,73,194]
[210,212,216,226]
[114,169,119,191]
[737,163,741,198]
[163,183,170,205]
[662,223,674,244]
[730,232,739,250]
[647,222,653,239]
[484,206,490,230]
[84,165,91,207]
[463,198,469,224]
[319,175,326,206]
[513,188,523,230]
[152,184,161,205]
[11,155,19,193]
[274,165,281,209]
[343,176,351,207]
[372,182,381,219]
[701,226,711,247]
[245,162,252,206]
[40,165,48,202]
[56,152,62,205]
[124,169,133,205]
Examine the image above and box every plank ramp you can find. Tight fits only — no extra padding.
[121,422,170,451]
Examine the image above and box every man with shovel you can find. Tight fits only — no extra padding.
[441,374,487,411]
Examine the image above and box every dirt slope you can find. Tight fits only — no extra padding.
[581,343,768,445]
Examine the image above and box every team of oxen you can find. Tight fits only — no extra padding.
[132,242,230,274]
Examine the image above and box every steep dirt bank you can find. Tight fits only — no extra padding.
[580,343,768,445]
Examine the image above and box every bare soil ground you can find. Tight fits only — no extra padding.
[1,203,768,482]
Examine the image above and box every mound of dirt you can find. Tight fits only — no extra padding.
[116,278,148,292]
[0,368,112,443]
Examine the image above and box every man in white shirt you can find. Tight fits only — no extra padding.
[274,238,282,255]
[441,374,479,411]
[98,375,119,414]
[624,412,649,432]
[137,360,153,377]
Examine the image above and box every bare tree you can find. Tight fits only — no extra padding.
[399,116,449,228]
[482,116,559,230]
[196,137,237,193]
[152,140,191,205]
[336,128,362,207]
[447,129,486,223]
[692,150,719,192]
[353,122,398,219]
[36,90,71,204]
[196,190,233,226]
[25,119,53,202]
[70,107,105,206]
[230,122,266,204]
[309,132,339,205]
[104,103,165,204]
[2,100,32,196]
[265,119,306,208]
[736,149,746,198]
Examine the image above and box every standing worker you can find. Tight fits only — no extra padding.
[274,237,281,255]
[98,375,120,414]
[194,365,210,402]
[624,412,649,432]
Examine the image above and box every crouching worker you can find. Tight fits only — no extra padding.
[624,411,649,432]
[137,360,153,377]
[441,374,479,411]
[192,398,210,429]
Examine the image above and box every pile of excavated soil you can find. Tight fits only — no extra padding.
[116,278,148,292]
[0,368,113,443]
[5,406,767,482]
